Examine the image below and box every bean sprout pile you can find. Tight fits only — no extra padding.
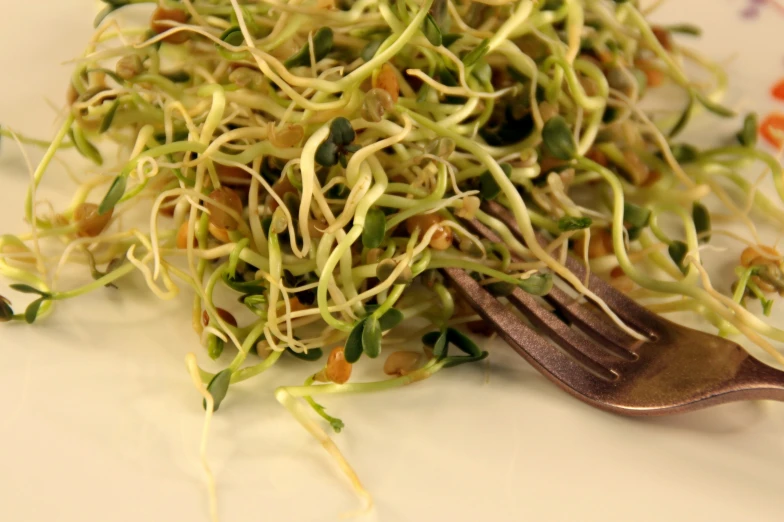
[3,0,784,516]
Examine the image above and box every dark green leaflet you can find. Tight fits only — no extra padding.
[207,336,224,360]
[422,14,442,46]
[315,141,339,167]
[737,113,758,147]
[558,216,592,231]
[24,298,45,324]
[362,208,387,248]
[692,202,711,244]
[446,328,481,357]
[344,319,367,363]
[518,273,553,297]
[442,351,489,368]
[363,305,404,330]
[99,175,127,215]
[623,202,651,229]
[422,329,448,358]
[70,128,103,166]
[284,27,334,68]
[9,284,50,297]
[668,240,688,274]
[665,24,701,36]
[100,100,121,133]
[486,282,516,297]
[478,163,512,200]
[220,26,245,47]
[669,94,694,138]
[542,116,577,160]
[330,117,355,146]
[203,369,232,411]
[362,316,382,358]
[669,143,699,163]
[696,92,734,118]
[462,39,489,67]
[286,347,324,361]
[0,296,13,322]
[361,38,385,62]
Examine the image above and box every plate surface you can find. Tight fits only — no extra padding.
[2,2,784,521]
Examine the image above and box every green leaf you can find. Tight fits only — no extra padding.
[284,27,334,68]
[558,216,592,231]
[478,163,512,200]
[669,94,694,138]
[542,116,577,160]
[446,328,481,356]
[692,202,711,244]
[518,273,553,296]
[286,347,324,361]
[99,175,127,215]
[207,335,224,360]
[344,319,366,363]
[486,281,516,297]
[330,117,355,146]
[623,202,651,229]
[668,240,689,274]
[10,284,49,296]
[443,351,489,368]
[423,329,448,358]
[100,100,120,134]
[241,294,268,316]
[669,143,699,163]
[315,141,339,167]
[361,38,386,62]
[24,298,45,324]
[422,14,442,46]
[0,296,14,322]
[737,113,758,147]
[70,128,103,166]
[442,33,462,47]
[220,26,245,47]
[362,208,386,249]
[696,92,734,118]
[163,70,191,83]
[203,369,232,411]
[378,308,404,330]
[362,315,382,358]
[462,39,489,67]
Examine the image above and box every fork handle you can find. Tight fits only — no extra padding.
[734,358,784,402]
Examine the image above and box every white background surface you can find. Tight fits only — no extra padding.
[2,1,784,521]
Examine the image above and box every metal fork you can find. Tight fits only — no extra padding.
[444,201,784,416]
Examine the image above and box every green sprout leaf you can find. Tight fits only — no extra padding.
[220,26,245,47]
[446,327,481,357]
[423,329,448,358]
[422,14,443,46]
[692,202,711,244]
[542,116,577,160]
[99,174,127,215]
[362,315,382,358]
[665,24,701,36]
[623,202,651,229]
[10,284,50,297]
[696,92,735,118]
[479,163,513,201]
[378,308,404,330]
[442,33,462,47]
[222,272,266,295]
[69,128,103,166]
[207,335,224,360]
[669,143,699,163]
[0,296,14,322]
[486,281,516,297]
[286,347,324,361]
[361,38,386,62]
[362,208,386,248]
[24,298,45,324]
[315,140,339,167]
[330,117,355,146]
[462,39,489,67]
[518,273,553,296]
[284,27,334,68]
[203,369,232,412]
[344,319,367,363]
[668,240,689,274]
[558,216,593,231]
[737,113,758,148]
[669,94,694,138]
[443,351,489,368]
[100,100,120,134]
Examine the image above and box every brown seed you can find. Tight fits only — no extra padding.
[405,213,442,235]
[372,63,399,103]
[73,203,113,237]
[740,245,780,268]
[622,149,650,186]
[573,229,613,259]
[202,308,238,328]
[610,265,625,279]
[636,59,664,88]
[610,275,634,294]
[585,148,608,167]
[206,187,243,230]
[269,124,304,149]
[326,346,352,384]
[150,6,190,44]
[216,164,252,185]
[308,218,327,239]
[467,320,494,337]
[160,195,179,217]
[383,351,422,377]
[429,225,453,250]
[176,222,197,249]
[652,26,673,51]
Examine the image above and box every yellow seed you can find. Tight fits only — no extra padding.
[372,63,399,103]
[740,245,780,268]
[206,187,243,230]
[406,213,442,235]
[73,203,113,238]
[208,222,231,243]
[269,124,304,149]
[150,6,190,44]
[383,351,422,377]
[326,346,352,384]
[176,222,196,249]
[429,226,453,250]
[116,55,143,80]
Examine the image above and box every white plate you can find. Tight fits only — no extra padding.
[2,2,784,521]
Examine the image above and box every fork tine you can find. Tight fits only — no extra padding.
[460,211,641,356]
[504,287,625,375]
[482,200,661,337]
[442,267,614,385]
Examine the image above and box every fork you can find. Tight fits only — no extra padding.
[444,201,784,416]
